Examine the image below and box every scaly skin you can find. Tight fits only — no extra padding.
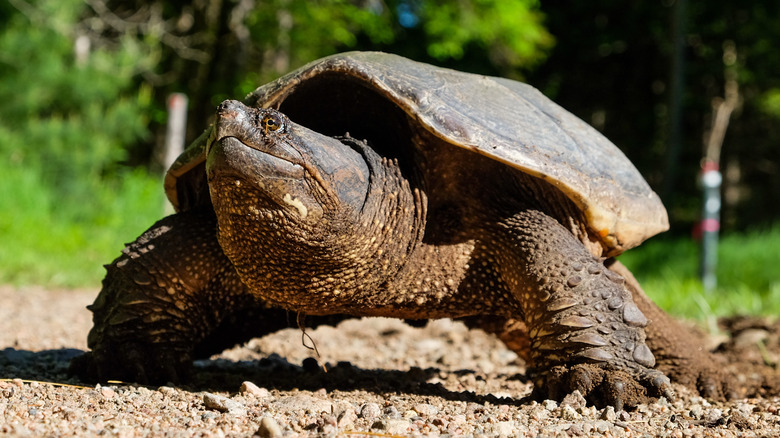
[70,210,346,384]
[463,260,733,408]
[484,211,672,409]
[72,101,725,408]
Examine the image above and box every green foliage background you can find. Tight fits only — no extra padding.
[0,0,777,318]
[0,0,163,286]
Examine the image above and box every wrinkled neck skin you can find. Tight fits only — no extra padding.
[210,139,426,314]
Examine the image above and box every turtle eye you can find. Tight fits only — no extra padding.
[260,113,284,134]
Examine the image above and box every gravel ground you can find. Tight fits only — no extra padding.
[2,285,780,437]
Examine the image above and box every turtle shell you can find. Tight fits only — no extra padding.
[165,51,668,255]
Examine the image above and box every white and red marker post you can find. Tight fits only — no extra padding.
[698,160,722,292]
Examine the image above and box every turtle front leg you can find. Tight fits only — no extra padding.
[70,210,318,384]
[491,209,673,409]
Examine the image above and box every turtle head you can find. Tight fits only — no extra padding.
[204,99,422,309]
[206,100,370,224]
[204,99,423,310]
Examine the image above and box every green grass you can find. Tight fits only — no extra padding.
[620,226,780,320]
[0,163,165,288]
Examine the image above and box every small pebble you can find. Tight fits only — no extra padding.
[689,404,704,419]
[272,395,332,413]
[203,393,247,416]
[240,381,270,398]
[736,402,758,415]
[599,406,615,421]
[158,386,176,397]
[371,419,411,434]
[413,403,439,417]
[100,387,115,399]
[488,421,516,436]
[201,411,220,421]
[337,407,357,429]
[705,408,723,423]
[531,406,550,421]
[256,416,283,438]
[383,405,401,419]
[331,400,353,417]
[560,405,581,420]
[561,390,586,410]
[733,329,769,348]
[360,402,382,419]
[595,420,610,433]
[432,417,448,428]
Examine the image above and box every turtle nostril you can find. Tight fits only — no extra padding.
[215,100,253,141]
[216,100,247,119]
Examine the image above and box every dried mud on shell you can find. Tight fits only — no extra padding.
[1,285,780,437]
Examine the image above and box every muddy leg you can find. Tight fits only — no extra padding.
[606,260,734,400]
[468,259,734,402]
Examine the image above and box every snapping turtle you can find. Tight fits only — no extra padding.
[72,51,725,408]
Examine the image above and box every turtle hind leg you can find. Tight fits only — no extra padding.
[70,210,293,385]
[607,259,735,401]
[484,208,673,408]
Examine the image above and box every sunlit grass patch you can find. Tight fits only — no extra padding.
[620,225,780,320]
[0,163,164,288]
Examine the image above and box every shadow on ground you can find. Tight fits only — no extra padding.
[0,346,530,406]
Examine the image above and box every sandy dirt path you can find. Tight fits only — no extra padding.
[1,284,779,437]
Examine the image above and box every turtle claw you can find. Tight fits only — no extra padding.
[650,350,734,401]
[533,362,674,409]
[642,368,675,400]
[567,366,594,395]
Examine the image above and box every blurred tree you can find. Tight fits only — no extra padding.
[1,0,167,288]
[691,2,780,230]
[527,0,780,231]
[76,0,552,166]
[0,0,152,214]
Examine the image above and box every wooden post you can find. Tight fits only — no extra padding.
[164,93,188,213]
